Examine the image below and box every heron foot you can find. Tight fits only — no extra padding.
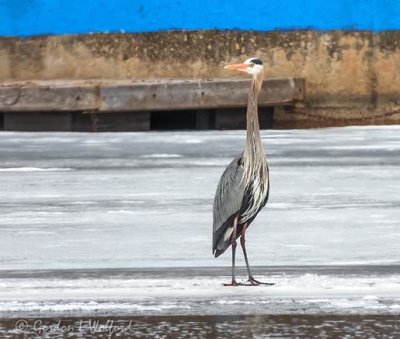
[248,276,275,286]
[223,279,240,286]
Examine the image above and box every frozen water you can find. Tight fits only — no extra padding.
[0,126,399,270]
[0,126,399,317]
[0,266,400,317]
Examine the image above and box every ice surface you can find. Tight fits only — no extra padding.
[0,126,399,316]
[0,126,399,270]
[1,266,400,317]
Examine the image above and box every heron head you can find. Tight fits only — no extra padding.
[224,58,264,77]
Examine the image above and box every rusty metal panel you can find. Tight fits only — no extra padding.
[4,112,72,131]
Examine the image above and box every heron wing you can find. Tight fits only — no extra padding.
[212,155,245,253]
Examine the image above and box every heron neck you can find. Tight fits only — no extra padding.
[244,72,264,158]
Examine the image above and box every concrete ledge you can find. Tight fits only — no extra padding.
[0,78,304,112]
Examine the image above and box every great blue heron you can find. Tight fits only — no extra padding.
[212,57,273,286]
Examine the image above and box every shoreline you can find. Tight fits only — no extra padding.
[2,314,400,337]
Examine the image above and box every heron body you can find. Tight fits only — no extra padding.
[213,154,269,257]
[212,58,272,286]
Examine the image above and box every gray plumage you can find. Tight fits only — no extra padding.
[212,155,245,255]
[212,154,269,257]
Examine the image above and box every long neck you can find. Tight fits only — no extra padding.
[244,71,264,158]
[239,70,269,222]
[242,70,268,187]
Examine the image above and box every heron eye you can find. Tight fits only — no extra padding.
[249,63,254,68]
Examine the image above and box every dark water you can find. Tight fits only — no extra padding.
[1,315,399,338]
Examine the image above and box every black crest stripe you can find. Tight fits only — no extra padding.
[251,59,263,65]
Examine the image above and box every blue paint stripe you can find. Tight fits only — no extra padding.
[0,0,399,37]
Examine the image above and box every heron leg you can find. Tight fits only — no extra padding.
[240,223,253,277]
[223,215,241,286]
[240,223,274,286]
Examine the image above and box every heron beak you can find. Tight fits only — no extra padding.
[224,63,248,72]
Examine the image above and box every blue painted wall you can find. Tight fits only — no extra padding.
[0,0,399,37]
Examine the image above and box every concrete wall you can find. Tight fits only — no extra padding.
[1,1,400,127]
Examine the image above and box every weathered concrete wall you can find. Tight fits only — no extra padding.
[1,31,400,127]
